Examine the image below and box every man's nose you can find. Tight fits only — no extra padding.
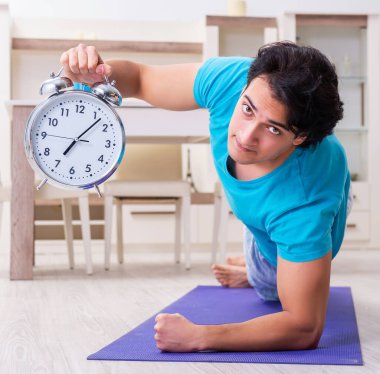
[240,122,260,144]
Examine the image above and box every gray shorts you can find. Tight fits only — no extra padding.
[243,227,279,301]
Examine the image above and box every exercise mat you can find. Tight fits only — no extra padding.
[88,286,362,365]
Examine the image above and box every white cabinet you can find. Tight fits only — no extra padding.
[280,13,380,249]
[204,15,278,59]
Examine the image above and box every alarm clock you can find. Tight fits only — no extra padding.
[24,68,126,197]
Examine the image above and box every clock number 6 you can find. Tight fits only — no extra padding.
[69,167,75,175]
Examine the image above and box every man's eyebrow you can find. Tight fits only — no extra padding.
[243,94,290,131]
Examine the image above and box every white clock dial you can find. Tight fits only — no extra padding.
[29,91,125,188]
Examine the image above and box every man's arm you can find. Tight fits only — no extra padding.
[154,251,332,352]
[60,44,201,110]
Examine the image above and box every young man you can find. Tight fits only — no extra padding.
[61,41,350,352]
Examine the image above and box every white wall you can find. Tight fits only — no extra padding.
[3,0,380,248]
[7,0,380,21]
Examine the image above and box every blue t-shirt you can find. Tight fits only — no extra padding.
[193,57,350,267]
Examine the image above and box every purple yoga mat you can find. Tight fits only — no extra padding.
[88,286,362,365]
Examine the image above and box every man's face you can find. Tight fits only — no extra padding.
[228,76,305,166]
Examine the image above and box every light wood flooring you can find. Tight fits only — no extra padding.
[0,242,379,374]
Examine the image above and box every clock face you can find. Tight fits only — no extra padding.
[27,91,125,188]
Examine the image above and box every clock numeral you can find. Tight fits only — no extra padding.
[61,108,69,117]
[69,166,75,175]
[93,111,97,120]
[41,131,47,139]
[102,124,108,132]
[44,148,50,156]
[98,155,104,162]
[48,118,58,126]
[105,140,111,148]
[76,105,85,114]
[85,164,92,173]
[55,159,61,167]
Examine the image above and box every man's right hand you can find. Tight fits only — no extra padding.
[60,43,112,86]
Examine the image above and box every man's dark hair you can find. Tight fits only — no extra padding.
[247,41,343,148]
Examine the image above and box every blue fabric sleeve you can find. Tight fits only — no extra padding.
[269,197,341,262]
[193,57,252,110]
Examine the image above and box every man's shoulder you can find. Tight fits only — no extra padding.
[201,56,253,69]
[197,56,253,87]
[296,134,348,193]
[194,56,253,110]
[301,135,347,165]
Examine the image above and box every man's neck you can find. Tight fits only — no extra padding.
[232,148,296,181]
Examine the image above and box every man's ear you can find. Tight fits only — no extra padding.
[293,135,307,146]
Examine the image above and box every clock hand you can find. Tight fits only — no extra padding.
[63,118,101,156]
[47,134,89,142]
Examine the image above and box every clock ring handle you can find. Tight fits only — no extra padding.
[40,66,73,95]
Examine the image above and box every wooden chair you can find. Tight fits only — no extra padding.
[103,144,192,270]
[0,175,93,274]
[211,182,230,263]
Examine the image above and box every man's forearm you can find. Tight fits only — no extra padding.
[105,60,200,110]
[200,311,321,352]
[106,59,142,99]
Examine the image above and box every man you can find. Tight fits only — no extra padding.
[61,41,350,352]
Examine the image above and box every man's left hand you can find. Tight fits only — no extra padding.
[154,313,205,352]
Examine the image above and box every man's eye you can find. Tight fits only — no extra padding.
[268,126,281,135]
[242,104,252,114]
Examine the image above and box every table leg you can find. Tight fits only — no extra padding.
[10,106,34,280]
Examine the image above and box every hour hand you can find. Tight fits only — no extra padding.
[62,139,78,156]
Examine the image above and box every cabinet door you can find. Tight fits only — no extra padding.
[295,16,368,183]
[205,16,278,59]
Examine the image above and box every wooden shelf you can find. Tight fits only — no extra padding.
[12,38,203,54]
[206,15,277,29]
[296,14,367,27]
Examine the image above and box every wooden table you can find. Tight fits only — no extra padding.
[6,99,209,280]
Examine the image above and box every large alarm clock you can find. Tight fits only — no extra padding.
[24,68,125,197]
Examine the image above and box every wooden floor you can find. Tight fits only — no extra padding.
[1,241,379,374]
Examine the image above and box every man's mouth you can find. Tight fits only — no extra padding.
[235,136,256,152]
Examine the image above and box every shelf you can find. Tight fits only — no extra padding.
[335,127,368,133]
[296,14,367,27]
[206,15,276,29]
[34,220,105,225]
[339,76,366,82]
[12,38,203,54]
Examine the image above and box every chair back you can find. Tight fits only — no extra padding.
[112,144,183,181]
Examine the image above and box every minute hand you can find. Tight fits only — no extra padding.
[63,118,101,156]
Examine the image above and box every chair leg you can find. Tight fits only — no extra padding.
[78,196,93,275]
[211,195,222,264]
[182,196,191,270]
[218,194,229,263]
[116,199,124,264]
[174,199,182,264]
[104,195,113,270]
[61,199,75,270]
